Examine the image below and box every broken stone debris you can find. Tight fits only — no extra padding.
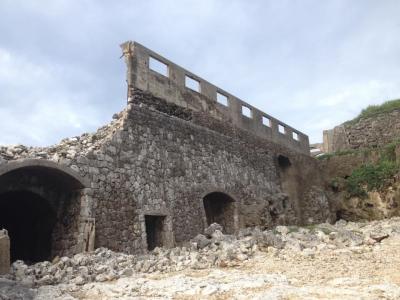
[2,218,399,289]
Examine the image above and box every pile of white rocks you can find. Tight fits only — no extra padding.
[0,111,125,163]
[3,219,400,288]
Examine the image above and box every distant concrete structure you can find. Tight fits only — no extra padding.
[0,41,331,264]
[0,229,10,274]
[309,143,324,157]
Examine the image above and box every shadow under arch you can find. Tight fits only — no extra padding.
[0,159,92,263]
[202,191,238,234]
[0,159,90,188]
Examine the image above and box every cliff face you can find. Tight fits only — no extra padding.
[318,99,400,221]
[337,182,400,221]
[323,108,400,153]
[320,142,400,221]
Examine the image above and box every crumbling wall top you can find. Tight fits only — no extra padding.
[120,41,309,154]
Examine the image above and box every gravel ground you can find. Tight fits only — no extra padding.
[2,218,400,299]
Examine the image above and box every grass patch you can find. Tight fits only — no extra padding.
[321,138,400,199]
[345,159,399,198]
[346,98,400,125]
[380,139,400,161]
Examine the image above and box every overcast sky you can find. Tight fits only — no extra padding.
[1,0,399,146]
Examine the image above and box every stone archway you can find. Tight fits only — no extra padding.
[0,191,55,263]
[0,159,94,263]
[202,192,236,234]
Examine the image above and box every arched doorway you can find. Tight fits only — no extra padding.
[203,192,236,234]
[0,191,56,263]
[0,160,90,263]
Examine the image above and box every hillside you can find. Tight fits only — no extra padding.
[320,99,400,222]
[346,99,400,125]
[323,99,400,153]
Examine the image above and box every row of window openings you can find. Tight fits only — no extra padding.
[149,57,299,141]
[150,57,227,102]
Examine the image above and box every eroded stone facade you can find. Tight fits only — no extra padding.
[323,109,400,153]
[0,42,332,262]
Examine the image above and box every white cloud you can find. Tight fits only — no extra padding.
[0,47,102,146]
[0,0,400,146]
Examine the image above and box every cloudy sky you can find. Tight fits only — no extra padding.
[1,0,399,146]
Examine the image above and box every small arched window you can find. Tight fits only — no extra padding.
[277,155,291,171]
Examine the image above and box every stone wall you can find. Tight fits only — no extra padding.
[323,109,400,152]
[0,89,332,257]
[82,89,330,253]
[121,41,310,154]
[0,41,333,259]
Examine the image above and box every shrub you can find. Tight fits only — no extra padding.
[380,139,400,162]
[345,160,399,198]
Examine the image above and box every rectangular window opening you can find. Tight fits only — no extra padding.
[262,116,271,127]
[185,75,200,92]
[217,92,228,106]
[293,132,299,141]
[149,56,168,77]
[242,105,252,118]
[278,124,285,134]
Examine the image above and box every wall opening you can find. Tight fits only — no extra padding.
[0,191,56,263]
[203,192,235,234]
[278,155,291,171]
[0,162,87,262]
[149,56,168,77]
[145,215,165,251]
[262,116,271,127]
[276,154,301,222]
[185,75,200,92]
[292,131,299,141]
[241,105,252,118]
[278,124,285,134]
[217,92,228,106]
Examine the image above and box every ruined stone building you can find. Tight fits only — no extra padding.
[0,41,332,265]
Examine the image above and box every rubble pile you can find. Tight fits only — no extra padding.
[3,219,399,289]
[0,111,125,163]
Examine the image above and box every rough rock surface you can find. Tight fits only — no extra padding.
[320,148,400,221]
[0,88,331,257]
[336,181,400,221]
[2,218,400,299]
[323,108,400,152]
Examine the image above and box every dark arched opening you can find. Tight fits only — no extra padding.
[275,154,301,222]
[278,155,291,171]
[0,191,56,263]
[0,160,88,263]
[203,192,235,234]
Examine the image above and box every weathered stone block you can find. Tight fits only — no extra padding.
[0,229,10,274]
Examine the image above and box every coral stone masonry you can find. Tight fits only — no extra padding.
[0,41,331,266]
[0,230,10,275]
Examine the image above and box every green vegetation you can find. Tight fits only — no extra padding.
[345,160,398,198]
[346,98,400,125]
[343,140,400,198]
[321,98,400,197]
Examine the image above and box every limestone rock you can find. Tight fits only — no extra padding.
[204,223,223,238]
